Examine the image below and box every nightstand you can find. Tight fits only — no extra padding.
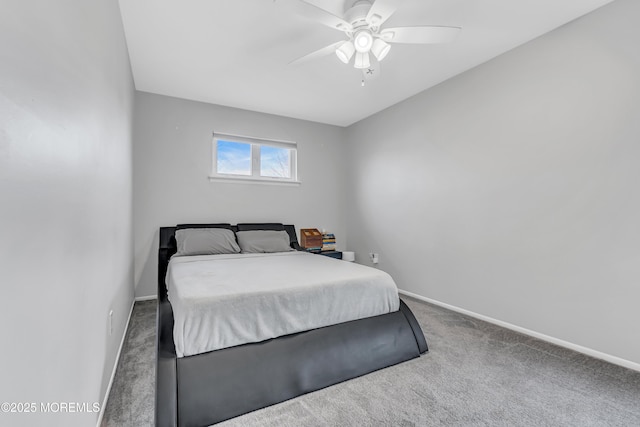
[316,250,343,260]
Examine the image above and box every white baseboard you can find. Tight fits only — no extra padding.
[399,289,640,373]
[135,294,158,302]
[96,299,135,427]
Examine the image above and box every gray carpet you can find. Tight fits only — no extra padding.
[102,298,640,426]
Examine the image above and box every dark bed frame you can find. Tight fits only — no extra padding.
[156,223,428,427]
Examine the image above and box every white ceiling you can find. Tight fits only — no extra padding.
[118,0,614,127]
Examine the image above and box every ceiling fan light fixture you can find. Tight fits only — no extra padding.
[371,38,390,61]
[335,40,355,64]
[354,52,370,69]
[353,30,373,53]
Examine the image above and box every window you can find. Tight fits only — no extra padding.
[210,133,298,184]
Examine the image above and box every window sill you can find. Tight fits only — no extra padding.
[208,176,302,186]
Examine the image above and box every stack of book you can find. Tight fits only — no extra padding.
[322,233,336,251]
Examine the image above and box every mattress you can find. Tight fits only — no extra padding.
[166,251,399,357]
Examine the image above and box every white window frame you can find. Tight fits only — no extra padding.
[209,132,300,185]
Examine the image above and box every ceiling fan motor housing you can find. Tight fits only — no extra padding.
[345,0,373,29]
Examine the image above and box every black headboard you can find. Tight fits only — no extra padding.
[158,223,300,301]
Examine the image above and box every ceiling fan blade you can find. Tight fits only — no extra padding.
[381,26,461,44]
[366,0,403,27]
[286,0,352,32]
[288,41,346,66]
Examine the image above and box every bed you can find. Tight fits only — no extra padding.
[156,223,428,427]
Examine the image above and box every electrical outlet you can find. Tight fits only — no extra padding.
[109,310,114,336]
[369,253,379,264]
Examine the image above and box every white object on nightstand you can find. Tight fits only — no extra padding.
[342,251,355,262]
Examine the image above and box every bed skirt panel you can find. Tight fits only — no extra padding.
[156,225,428,427]
[156,301,177,425]
[157,300,427,427]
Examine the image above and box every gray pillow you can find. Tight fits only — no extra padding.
[236,230,293,253]
[175,228,240,256]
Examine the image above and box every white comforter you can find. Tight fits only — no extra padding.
[166,251,399,357]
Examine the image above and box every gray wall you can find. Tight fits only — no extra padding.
[0,1,134,426]
[133,92,347,298]
[346,0,640,366]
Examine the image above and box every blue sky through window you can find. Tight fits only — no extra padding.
[260,146,291,178]
[217,140,251,175]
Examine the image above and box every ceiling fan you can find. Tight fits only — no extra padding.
[285,0,461,81]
